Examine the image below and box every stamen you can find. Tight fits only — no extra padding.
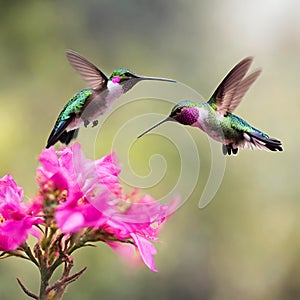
[59,190,68,202]
[117,189,140,213]
[77,197,87,206]
[117,200,131,213]
[0,214,6,224]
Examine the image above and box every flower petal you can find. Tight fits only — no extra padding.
[55,210,85,233]
[131,233,158,272]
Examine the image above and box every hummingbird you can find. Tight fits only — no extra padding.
[138,57,283,155]
[46,50,176,148]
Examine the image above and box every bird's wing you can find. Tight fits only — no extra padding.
[46,117,74,148]
[66,50,108,90]
[208,57,261,116]
[228,70,261,113]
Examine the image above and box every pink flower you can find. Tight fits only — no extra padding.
[96,192,178,272]
[0,174,41,251]
[37,143,178,271]
[37,143,120,232]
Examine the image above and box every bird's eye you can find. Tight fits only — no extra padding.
[170,107,182,117]
[124,72,131,77]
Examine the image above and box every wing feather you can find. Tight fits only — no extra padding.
[208,57,260,115]
[66,50,108,90]
[227,69,261,113]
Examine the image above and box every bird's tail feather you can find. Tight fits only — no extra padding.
[243,132,283,152]
[58,129,79,145]
[222,144,238,155]
[222,132,283,155]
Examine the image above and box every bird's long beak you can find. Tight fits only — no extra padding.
[137,116,175,139]
[135,75,176,83]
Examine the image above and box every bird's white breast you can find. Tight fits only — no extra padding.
[192,107,225,143]
[192,107,209,131]
[106,81,123,107]
[79,82,123,125]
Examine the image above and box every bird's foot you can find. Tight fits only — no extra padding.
[84,120,90,128]
[92,120,98,128]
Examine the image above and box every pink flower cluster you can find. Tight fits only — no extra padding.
[0,143,177,272]
[0,174,41,251]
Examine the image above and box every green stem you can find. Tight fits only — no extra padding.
[22,243,39,268]
[67,231,90,256]
[38,267,52,300]
[36,230,95,299]
[48,242,84,275]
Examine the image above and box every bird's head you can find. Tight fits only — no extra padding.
[137,100,199,138]
[169,100,199,125]
[109,68,176,93]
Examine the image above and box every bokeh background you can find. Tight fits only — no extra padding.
[0,0,299,299]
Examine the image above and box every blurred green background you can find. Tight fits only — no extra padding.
[0,0,299,299]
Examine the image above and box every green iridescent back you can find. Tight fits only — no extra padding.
[226,113,269,138]
[57,88,93,123]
